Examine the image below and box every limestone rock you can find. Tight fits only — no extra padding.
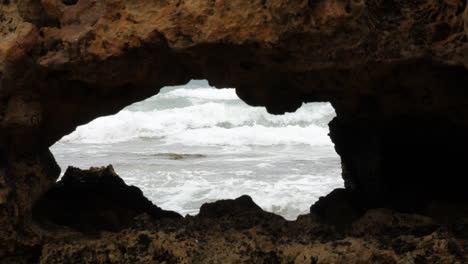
[1,0,468,261]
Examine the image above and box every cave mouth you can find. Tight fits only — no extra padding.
[49,80,343,221]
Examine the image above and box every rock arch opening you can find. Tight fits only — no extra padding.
[46,80,343,225]
[2,0,468,261]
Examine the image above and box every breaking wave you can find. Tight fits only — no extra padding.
[61,82,336,146]
[53,80,343,220]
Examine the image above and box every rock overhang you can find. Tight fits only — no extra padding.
[1,0,468,261]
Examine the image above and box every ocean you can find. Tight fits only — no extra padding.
[51,80,343,220]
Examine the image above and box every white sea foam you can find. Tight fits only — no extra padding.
[61,98,335,146]
[166,125,332,146]
[118,167,343,220]
[53,80,343,220]
[161,88,239,101]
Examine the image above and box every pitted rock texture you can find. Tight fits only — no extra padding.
[1,0,467,144]
[26,190,468,263]
[1,0,468,261]
[2,167,468,263]
[36,213,468,264]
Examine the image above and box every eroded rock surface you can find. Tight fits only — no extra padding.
[1,0,468,262]
[0,166,465,263]
[37,209,467,264]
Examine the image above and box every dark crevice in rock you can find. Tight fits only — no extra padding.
[0,245,42,264]
[62,0,79,6]
[16,0,60,27]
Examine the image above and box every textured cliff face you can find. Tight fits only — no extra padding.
[22,167,468,263]
[1,0,468,261]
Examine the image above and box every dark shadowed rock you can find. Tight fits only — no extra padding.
[33,165,181,233]
[199,195,264,218]
[310,188,366,230]
[197,195,285,230]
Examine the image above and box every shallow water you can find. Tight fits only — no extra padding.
[51,80,343,220]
